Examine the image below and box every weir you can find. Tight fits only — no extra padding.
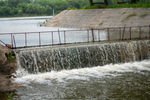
[15,40,150,74]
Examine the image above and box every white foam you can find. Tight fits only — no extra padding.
[15,60,150,85]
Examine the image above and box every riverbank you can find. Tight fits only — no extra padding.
[45,8,150,28]
[0,45,17,93]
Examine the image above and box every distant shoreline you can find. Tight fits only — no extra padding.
[0,14,52,18]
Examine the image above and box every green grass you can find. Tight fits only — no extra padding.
[82,2,150,9]
[121,11,126,15]
[99,21,104,26]
[140,13,148,18]
[124,12,137,20]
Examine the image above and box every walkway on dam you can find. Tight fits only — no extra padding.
[15,39,149,52]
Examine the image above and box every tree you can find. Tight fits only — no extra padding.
[104,0,108,5]
[89,0,108,5]
[89,0,93,5]
[131,0,139,3]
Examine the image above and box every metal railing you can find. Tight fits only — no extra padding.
[0,25,150,49]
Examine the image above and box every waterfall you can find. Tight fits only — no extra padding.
[15,40,150,74]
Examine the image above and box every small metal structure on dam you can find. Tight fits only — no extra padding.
[0,25,150,74]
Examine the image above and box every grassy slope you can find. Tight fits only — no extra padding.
[83,2,150,9]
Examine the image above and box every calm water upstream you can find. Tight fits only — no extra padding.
[0,16,60,33]
[0,16,106,47]
[0,17,150,100]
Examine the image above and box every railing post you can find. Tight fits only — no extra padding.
[98,29,100,42]
[107,28,110,41]
[91,28,95,42]
[58,29,61,44]
[13,35,16,49]
[64,31,66,44]
[51,32,54,45]
[149,25,150,39]
[122,27,125,40]
[139,26,141,39]
[39,32,41,46]
[11,33,13,48]
[25,33,27,47]
[119,27,122,40]
[87,29,89,42]
[129,27,132,40]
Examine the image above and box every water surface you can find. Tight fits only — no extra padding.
[0,16,106,47]
[15,60,150,100]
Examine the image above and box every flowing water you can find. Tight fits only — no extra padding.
[14,60,150,100]
[13,40,150,100]
[16,40,150,74]
[0,17,150,100]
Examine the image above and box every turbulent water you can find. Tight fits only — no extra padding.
[12,40,150,100]
[16,40,150,74]
[14,60,150,100]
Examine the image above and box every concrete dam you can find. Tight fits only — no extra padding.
[15,40,150,74]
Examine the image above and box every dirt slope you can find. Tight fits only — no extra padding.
[45,8,150,28]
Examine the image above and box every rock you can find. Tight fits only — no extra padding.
[0,45,10,65]
[0,75,16,92]
[0,44,17,93]
[0,45,17,75]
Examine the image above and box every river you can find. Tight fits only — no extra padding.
[0,16,150,100]
[0,16,58,33]
[0,16,106,48]
[15,60,150,100]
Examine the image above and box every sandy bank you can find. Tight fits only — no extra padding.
[45,8,150,28]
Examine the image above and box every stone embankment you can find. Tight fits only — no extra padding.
[45,8,150,28]
[0,45,17,93]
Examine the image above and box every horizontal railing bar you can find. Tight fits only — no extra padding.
[0,30,87,35]
[93,25,150,30]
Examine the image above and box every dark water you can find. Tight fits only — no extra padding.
[14,60,150,100]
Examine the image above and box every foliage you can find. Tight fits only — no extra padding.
[0,0,89,17]
[83,2,150,9]
[140,13,148,18]
[0,0,150,17]
[5,51,16,61]
[0,92,15,100]
[120,12,137,21]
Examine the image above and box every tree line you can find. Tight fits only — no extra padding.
[0,0,89,17]
[0,0,149,17]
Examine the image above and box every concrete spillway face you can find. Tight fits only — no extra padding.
[16,40,150,74]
